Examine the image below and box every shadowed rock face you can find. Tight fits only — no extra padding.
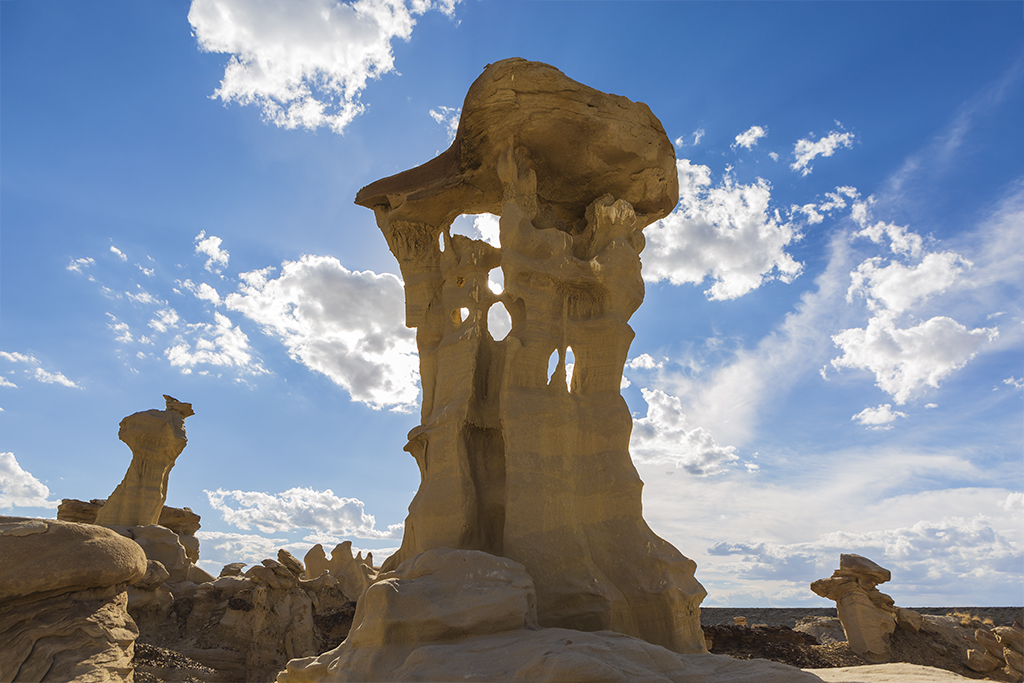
[356,58,705,655]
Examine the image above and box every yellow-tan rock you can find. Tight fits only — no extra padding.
[811,554,897,662]
[94,395,193,528]
[354,57,704,655]
[302,541,377,603]
[277,549,820,683]
[0,516,147,683]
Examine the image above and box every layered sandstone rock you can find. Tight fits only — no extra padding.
[355,57,704,654]
[279,548,820,683]
[95,395,193,528]
[58,498,202,564]
[302,542,377,603]
[0,517,147,683]
[811,554,898,661]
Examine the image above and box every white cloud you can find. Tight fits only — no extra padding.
[791,129,854,176]
[429,105,460,144]
[0,452,56,509]
[732,125,766,150]
[32,367,79,388]
[855,219,923,258]
[1004,376,1023,390]
[193,530,294,567]
[0,352,79,389]
[188,0,457,134]
[0,376,17,388]
[165,312,266,374]
[126,287,163,306]
[831,312,997,404]
[792,203,824,224]
[205,487,403,538]
[627,353,663,370]
[194,230,229,273]
[852,403,907,430]
[693,128,705,145]
[149,308,181,333]
[847,251,970,313]
[630,388,739,475]
[66,257,95,273]
[224,255,419,411]
[643,160,803,300]
[108,316,134,343]
[181,279,223,304]
[674,136,685,148]
[110,246,127,261]
[768,151,778,162]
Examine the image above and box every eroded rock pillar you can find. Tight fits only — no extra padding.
[355,58,706,653]
[95,395,193,528]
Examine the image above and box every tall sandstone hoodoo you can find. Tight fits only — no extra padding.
[95,395,194,528]
[355,57,706,654]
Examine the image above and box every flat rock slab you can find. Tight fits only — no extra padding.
[807,663,977,682]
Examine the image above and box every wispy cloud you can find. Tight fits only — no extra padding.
[791,128,854,176]
[0,352,80,389]
[429,105,460,144]
[188,0,459,134]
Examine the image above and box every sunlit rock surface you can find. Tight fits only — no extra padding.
[355,57,704,655]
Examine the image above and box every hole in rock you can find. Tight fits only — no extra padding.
[451,213,501,248]
[565,346,575,392]
[460,307,470,323]
[547,349,559,384]
[488,267,504,295]
[438,231,446,253]
[488,301,512,341]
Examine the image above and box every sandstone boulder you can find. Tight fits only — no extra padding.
[278,548,822,683]
[0,517,147,683]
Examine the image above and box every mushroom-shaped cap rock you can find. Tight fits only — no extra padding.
[0,517,147,600]
[355,58,678,232]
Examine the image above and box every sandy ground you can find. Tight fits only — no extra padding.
[808,662,980,682]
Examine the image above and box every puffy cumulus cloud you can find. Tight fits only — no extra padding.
[831,312,997,404]
[450,213,500,248]
[643,160,803,300]
[224,255,419,411]
[847,252,970,314]
[0,375,17,388]
[205,487,404,539]
[791,129,854,176]
[189,0,458,134]
[852,403,907,430]
[732,125,767,150]
[0,352,79,389]
[0,452,56,509]
[195,231,229,273]
[429,105,460,144]
[626,353,664,370]
[165,312,266,375]
[630,388,739,475]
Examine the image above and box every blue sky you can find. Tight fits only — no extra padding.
[2,1,1022,607]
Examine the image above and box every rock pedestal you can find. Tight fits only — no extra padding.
[811,554,897,662]
[355,58,705,654]
[94,395,193,528]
